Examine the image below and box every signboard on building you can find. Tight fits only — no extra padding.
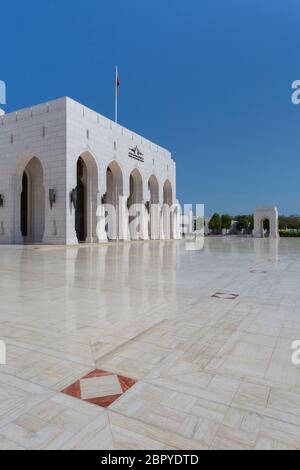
[128,146,144,162]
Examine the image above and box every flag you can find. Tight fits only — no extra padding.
[115,66,120,97]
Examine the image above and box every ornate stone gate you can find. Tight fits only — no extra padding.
[253,206,279,239]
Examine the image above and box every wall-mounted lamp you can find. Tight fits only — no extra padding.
[101,192,107,205]
[0,194,4,207]
[49,189,56,209]
[70,188,77,210]
[145,201,150,213]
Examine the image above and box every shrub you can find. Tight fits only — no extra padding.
[279,229,300,237]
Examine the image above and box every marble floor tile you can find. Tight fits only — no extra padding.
[211,424,257,450]
[1,238,300,449]
[108,412,208,450]
[0,434,26,450]
[2,415,72,450]
[60,412,113,450]
[61,369,137,408]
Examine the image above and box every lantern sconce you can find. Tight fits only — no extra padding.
[0,194,4,207]
[101,192,107,205]
[49,189,56,209]
[70,187,77,210]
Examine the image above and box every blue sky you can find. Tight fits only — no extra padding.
[1,0,300,216]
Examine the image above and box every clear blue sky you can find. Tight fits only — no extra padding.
[1,0,300,216]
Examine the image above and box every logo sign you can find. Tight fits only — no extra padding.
[128,146,144,162]
[0,80,6,105]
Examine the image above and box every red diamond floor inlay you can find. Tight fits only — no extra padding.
[61,369,137,408]
[211,292,239,300]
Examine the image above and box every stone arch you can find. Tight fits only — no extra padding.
[12,153,45,244]
[148,174,159,204]
[253,206,279,239]
[75,151,99,243]
[129,169,143,205]
[163,179,173,206]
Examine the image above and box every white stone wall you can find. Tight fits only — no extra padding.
[0,98,67,244]
[0,97,176,244]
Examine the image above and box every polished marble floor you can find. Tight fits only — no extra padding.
[0,237,300,449]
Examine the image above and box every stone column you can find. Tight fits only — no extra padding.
[163,204,171,239]
[85,181,94,243]
[158,185,164,240]
[150,203,160,239]
[118,195,130,241]
[96,192,108,242]
[42,167,69,245]
[159,205,164,240]
[140,200,149,240]
[172,201,182,240]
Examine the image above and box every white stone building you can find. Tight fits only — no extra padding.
[0,97,178,245]
[253,206,279,239]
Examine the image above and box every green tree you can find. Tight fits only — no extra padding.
[249,214,254,231]
[279,215,300,230]
[194,216,204,232]
[209,213,222,233]
[235,215,253,233]
[221,214,232,231]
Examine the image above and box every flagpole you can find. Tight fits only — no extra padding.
[115,90,118,123]
[115,66,118,123]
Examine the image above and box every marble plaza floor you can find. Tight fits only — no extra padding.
[0,237,300,450]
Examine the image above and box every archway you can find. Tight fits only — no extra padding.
[163,179,173,239]
[19,156,45,243]
[105,161,123,240]
[261,218,270,238]
[253,206,279,239]
[128,169,143,240]
[75,157,86,242]
[148,175,159,239]
[75,152,99,243]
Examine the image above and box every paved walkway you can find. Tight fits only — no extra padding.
[0,238,300,449]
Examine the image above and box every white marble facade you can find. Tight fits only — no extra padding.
[0,97,177,244]
[253,206,279,239]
